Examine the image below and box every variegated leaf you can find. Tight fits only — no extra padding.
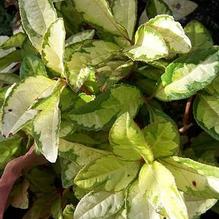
[33,86,63,163]
[111,0,137,39]
[125,25,169,62]
[139,161,188,219]
[147,15,191,54]
[74,155,140,191]
[156,47,219,101]
[193,94,219,140]
[1,76,57,137]
[127,180,163,219]
[109,112,154,162]
[184,20,213,51]
[74,191,124,219]
[18,0,57,51]
[72,0,128,38]
[42,18,65,76]
[161,156,219,199]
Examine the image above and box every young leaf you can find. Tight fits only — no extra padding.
[42,18,65,76]
[139,161,188,219]
[18,0,57,52]
[184,20,213,51]
[156,48,219,101]
[125,25,169,62]
[1,76,57,137]
[111,0,137,39]
[146,0,172,19]
[143,121,179,158]
[74,191,124,219]
[72,0,128,38]
[163,0,198,20]
[147,15,191,54]
[109,112,154,162]
[65,40,119,90]
[127,180,163,219]
[193,94,219,140]
[68,85,143,130]
[20,55,47,79]
[161,156,219,199]
[33,88,63,163]
[74,155,140,191]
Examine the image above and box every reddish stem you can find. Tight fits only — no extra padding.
[0,146,47,219]
[179,96,194,134]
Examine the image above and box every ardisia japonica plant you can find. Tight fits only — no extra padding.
[1,0,219,218]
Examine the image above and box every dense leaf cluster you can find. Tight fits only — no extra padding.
[1,0,219,219]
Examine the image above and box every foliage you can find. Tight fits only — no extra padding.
[1,0,219,219]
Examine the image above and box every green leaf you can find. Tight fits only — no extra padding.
[20,55,47,79]
[74,191,124,219]
[51,198,63,219]
[68,85,143,130]
[65,40,120,90]
[125,25,169,62]
[96,60,134,89]
[190,132,219,158]
[23,193,58,219]
[193,94,219,140]
[143,121,179,158]
[111,0,137,39]
[0,50,21,72]
[184,195,217,219]
[59,139,108,166]
[139,161,188,219]
[161,156,219,199]
[146,0,172,19]
[0,135,22,168]
[72,0,128,38]
[147,15,191,54]
[33,87,63,163]
[1,76,56,137]
[127,180,163,219]
[0,32,26,49]
[18,0,57,52]
[163,0,198,20]
[74,155,140,191]
[63,204,75,219]
[204,76,219,97]
[42,18,66,76]
[65,30,95,47]
[109,112,154,162]
[184,20,213,51]
[10,180,29,209]
[60,158,80,188]
[0,73,20,84]
[156,48,219,101]
[0,36,15,58]
[26,167,56,193]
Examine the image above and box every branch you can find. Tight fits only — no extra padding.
[179,96,194,134]
[0,146,47,219]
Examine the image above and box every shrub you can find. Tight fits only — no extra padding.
[1,0,219,219]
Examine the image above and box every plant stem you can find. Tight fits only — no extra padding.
[0,146,47,219]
